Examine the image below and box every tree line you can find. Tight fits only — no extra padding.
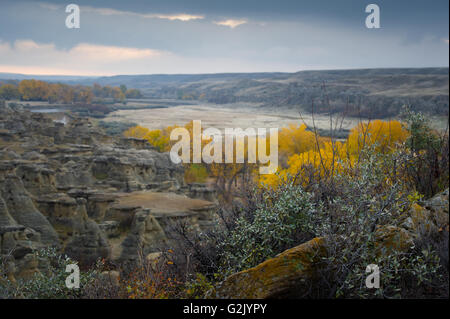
[123,119,411,201]
[0,80,143,104]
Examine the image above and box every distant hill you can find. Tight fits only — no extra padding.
[1,68,448,118]
[0,72,95,82]
[87,68,449,118]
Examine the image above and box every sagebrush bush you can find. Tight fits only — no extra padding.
[2,110,447,299]
[166,140,448,298]
[307,149,447,298]
[398,107,449,198]
[0,248,100,299]
[218,182,317,274]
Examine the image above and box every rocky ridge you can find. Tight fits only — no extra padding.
[0,104,217,281]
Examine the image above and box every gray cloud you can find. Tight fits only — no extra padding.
[0,0,448,75]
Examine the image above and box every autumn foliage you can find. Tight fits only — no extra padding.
[261,120,409,187]
[123,119,410,197]
[0,80,142,103]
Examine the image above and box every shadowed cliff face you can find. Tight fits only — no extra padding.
[0,105,217,279]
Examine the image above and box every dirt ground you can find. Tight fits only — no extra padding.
[113,191,214,215]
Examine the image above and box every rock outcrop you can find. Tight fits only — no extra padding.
[0,108,217,279]
[211,189,449,299]
[209,237,326,299]
[0,173,59,246]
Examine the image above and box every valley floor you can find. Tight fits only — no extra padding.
[103,102,362,132]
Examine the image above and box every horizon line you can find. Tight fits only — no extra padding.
[0,66,449,79]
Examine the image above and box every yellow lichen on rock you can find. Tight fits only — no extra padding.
[375,225,414,253]
[209,237,326,299]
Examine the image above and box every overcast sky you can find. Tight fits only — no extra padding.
[0,0,448,75]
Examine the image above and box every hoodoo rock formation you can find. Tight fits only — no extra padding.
[0,105,217,279]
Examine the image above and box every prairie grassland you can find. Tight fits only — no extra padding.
[103,103,363,132]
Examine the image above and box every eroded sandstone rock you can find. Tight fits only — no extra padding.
[0,108,216,279]
[0,174,59,246]
[210,238,326,299]
[118,209,167,262]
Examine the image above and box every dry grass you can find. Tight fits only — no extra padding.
[103,103,363,132]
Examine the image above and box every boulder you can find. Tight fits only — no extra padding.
[375,225,414,253]
[398,189,449,241]
[209,237,326,299]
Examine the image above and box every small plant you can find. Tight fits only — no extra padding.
[218,181,316,274]
[184,164,208,183]
[398,107,449,197]
[184,273,214,299]
[0,248,101,299]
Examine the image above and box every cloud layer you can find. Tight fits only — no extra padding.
[0,1,448,75]
[0,40,167,75]
[214,19,248,28]
[82,6,204,21]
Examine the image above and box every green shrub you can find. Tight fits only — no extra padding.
[0,248,100,299]
[299,148,446,298]
[214,146,447,298]
[184,273,214,299]
[399,107,449,198]
[185,164,209,183]
[218,181,316,274]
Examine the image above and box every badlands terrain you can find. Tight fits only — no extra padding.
[0,100,217,281]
